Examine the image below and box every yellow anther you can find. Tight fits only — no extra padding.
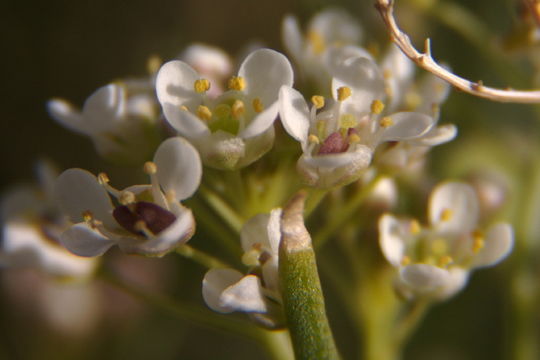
[147,55,162,74]
[180,105,189,111]
[401,255,411,266]
[214,103,231,118]
[196,105,212,121]
[252,98,264,113]
[307,30,325,55]
[370,99,385,114]
[194,78,211,93]
[405,92,421,110]
[379,116,394,128]
[410,219,421,234]
[241,249,260,267]
[438,255,453,267]
[143,161,158,175]
[339,113,357,129]
[440,208,453,222]
[311,95,325,109]
[228,76,246,91]
[383,69,392,79]
[348,133,361,143]
[337,86,352,102]
[472,230,485,253]
[431,238,448,255]
[82,210,93,222]
[166,190,177,203]
[231,100,245,118]
[97,172,110,185]
[119,191,136,205]
[308,134,320,144]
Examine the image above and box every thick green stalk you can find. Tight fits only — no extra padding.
[279,192,341,360]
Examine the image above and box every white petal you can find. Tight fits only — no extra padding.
[202,268,244,313]
[36,160,59,202]
[220,275,268,313]
[47,99,87,135]
[310,8,362,45]
[156,60,201,108]
[381,45,415,110]
[400,264,450,292]
[378,112,434,142]
[2,222,96,277]
[54,169,116,229]
[429,182,479,234]
[266,208,283,255]
[331,56,385,115]
[433,267,469,300]
[241,213,272,252]
[0,186,43,222]
[60,223,115,257]
[278,86,310,143]
[378,214,407,267]
[162,103,209,138]
[473,223,514,268]
[180,43,233,79]
[410,124,457,146]
[154,137,202,201]
[281,15,304,63]
[240,101,279,139]
[416,72,451,114]
[324,45,374,73]
[83,84,126,134]
[239,48,294,106]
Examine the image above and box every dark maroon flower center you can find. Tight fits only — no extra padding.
[317,128,357,155]
[113,201,176,236]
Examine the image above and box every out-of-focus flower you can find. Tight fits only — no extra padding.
[279,53,435,188]
[48,77,162,164]
[282,8,364,90]
[202,208,283,328]
[379,182,514,300]
[0,161,97,278]
[156,48,294,169]
[55,137,201,257]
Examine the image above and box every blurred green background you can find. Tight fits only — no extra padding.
[1,0,539,359]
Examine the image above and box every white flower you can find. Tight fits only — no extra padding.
[156,48,294,169]
[202,209,282,326]
[48,79,161,164]
[282,8,363,90]
[379,182,514,300]
[279,54,435,188]
[0,161,97,278]
[54,137,202,257]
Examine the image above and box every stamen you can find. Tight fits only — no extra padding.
[337,86,352,102]
[119,191,136,205]
[82,210,93,223]
[405,92,421,110]
[440,208,453,222]
[438,255,453,267]
[379,116,394,128]
[180,105,189,111]
[143,161,157,175]
[228,76,246,91]
[242,249,260,267]
[383,69,392,79]
[197,105,212,121]
[307,30,325,54]
[308,134,320,144]
[410,219,421,234]
[97,172,110,185]
[431,238,448,256]
[370,99,385,114]
[194,78,211,93]
[348,133,361,143]
[316,120,327,139]
[231,100,245,119]
[472,230,485,253]
[252,98,264,113]
[401,255,411,266]
[165,189,177,203]
[147,55,162,74]
[339,113,357,129]
[134,220,154,238]
[311,95,325,109]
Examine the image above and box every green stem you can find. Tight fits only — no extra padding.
[279,192,341,360]
[304,187,329,218]
[176,244,230,269]
[199,184,244,232]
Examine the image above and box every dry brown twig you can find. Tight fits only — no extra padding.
[375,0,540,103]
